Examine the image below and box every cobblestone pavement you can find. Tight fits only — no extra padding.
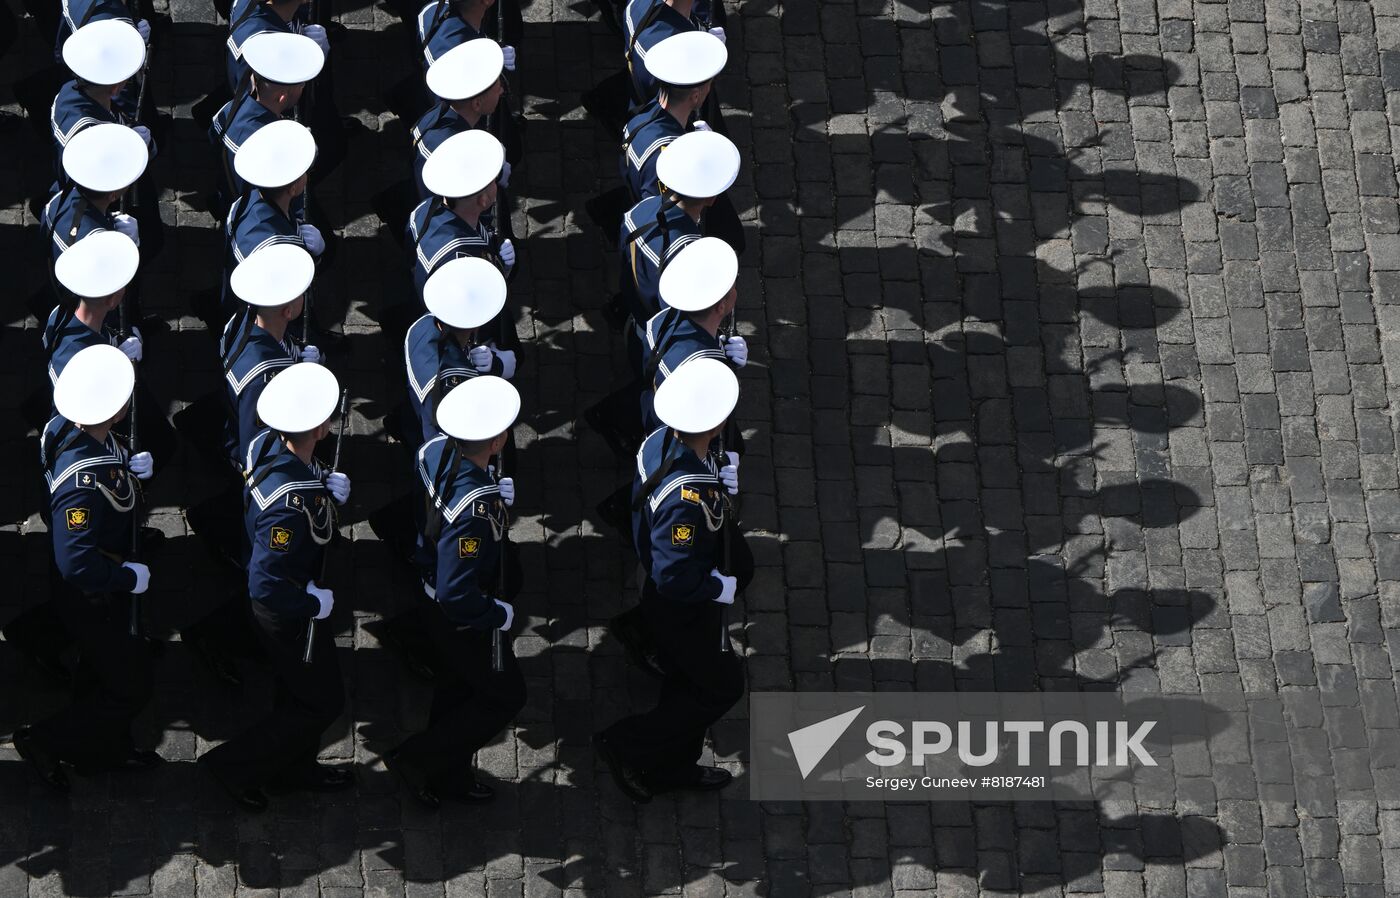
[6,0,1400,893]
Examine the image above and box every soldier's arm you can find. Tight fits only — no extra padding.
[649,498,723,604]
[248,505,321,616]
[51,484,137,594]
[435,514,507,629]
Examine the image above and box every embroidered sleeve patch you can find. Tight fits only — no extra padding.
[269,526,293,551]
[286,493,304,510]
[671,524,694,546]
[65,507,90,530]
[680,486,701,505]
[458,536,481,558]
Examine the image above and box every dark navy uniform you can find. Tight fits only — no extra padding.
[43,306,119,389]
[27,415,153,771]
[50,82,127,168]
[225,0,297,91]
[406,198,502,298]
[416,0,483,68]
[638,308,726,432]
[56,0,135,57]
[210,94,282,198]
[600,425,750,787]
[223,190,308,313]
[42,188,120,262]
[404,314,504,445]
[624,0,701,105]
[618,195,701,325]
[410,105,476,201]
[220,311,300,463]
[620,100,684,202]
[390,435,525,788]
[199,428,344,793]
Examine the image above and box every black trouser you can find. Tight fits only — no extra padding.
[612,516,752,629]
[29,580,154,770]
[392,608,526,784]
[1,600,69,669]
[199,601,344,790]
[603,583,745,785]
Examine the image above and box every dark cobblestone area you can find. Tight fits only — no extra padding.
[6,0,1400,894]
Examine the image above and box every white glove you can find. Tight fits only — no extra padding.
[123,561,150,594]
[494,347,517,379]
[299,343,322,365]
[307,581,334,619]
[501,45,517,71]
[113,213,140,246]
[469,344,494,372]
[499,160,512,188]
[298,224,325,256]
[119,328,143,362]
[708,26,726,44]
[692,120,712,132]
[720,456,738,496]
[128,451,153,480]
[498,238,515,270]
[132,125,153,148]
[326,471,350,504]
[721,334,748,367]
[135,18,151,42]
[710,568,736,605]
[300,23,329,55]
[498,476,515,506]
[494,598,514,631]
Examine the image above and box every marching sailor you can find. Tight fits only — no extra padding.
[625,0,725,107]
[14,345,157,792]
[42,122,146,264]
[199,363,352,811]
[596,357,751,802]
[225,0,327,93]
[384,376,524,808]
[411,37,507,202]
[50,20,152,174]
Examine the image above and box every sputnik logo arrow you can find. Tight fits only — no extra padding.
[787,706,865,779]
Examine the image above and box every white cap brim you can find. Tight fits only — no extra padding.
[426,38,503,101]
[436,375,520,441]
[234,119,317,189]
[62,122,148,192]
[54,344,135,426]
[54,230,140,298]
[645,31,726,87]
[424,256,507,329]
[652,357,738,433]
[655,130,740,199]
[243,31,325,84]
[63,19,146,85]
[422,129,505,198]
[256,362,340,433]
[231,243,315,307]
[658,237,737,312]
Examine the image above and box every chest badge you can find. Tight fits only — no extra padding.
[269,526,293,551]
[66,507,90,531]
[671,524,694,546]
[459,536,481,558]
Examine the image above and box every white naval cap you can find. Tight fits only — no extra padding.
[54,230,141,299]
[422,129,504,199]
[653,357,738,434]
[645,31,726,87]
[63,19,146,85]
[230,243,315,307]
[234,119,317,189]
[257,362,341,433]
[655,130,740,200]
[424,256,507,329]
[243,31,325,84]
[62,122,148,192]
[436,375,520,441]
[54,344,135,426]
[425,38,504,101]
[658,237,737,312]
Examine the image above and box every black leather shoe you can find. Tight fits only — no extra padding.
[431,773,495,803]
[609,612,665,679]
[267,763,354,794]
[13,727,69,793]
[199,757,268,812]
[384,749,440,809]
[594,733,652,804]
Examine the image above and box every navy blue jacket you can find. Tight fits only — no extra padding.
[618,195,701,323]
[415,435,509,629]
[210,94,282,197]
[221,311,300,463]
[403,313,505,445]
[50,82,126,172]
[638,307,726,432]
[416,0,484,68]
[631,426,728,603]
[624,0,701,105]
[43,306,121,393]
[243,428,333,616]
[226,0,297,91]
[42,188,122,263]
[406,198,502,299]
[56,0,135,57]
[620,100,685,203]
[410,105,479,201]
[42,416,140,594]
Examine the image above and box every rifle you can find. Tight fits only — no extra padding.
[121,32,152,217]
[303,388,349,664]
[491,447,509,672]
[717,306,735,653]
